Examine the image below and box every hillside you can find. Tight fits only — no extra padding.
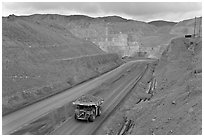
[170,17,202,36]
[2,13,202,134]
[132,36,202,134]
[3,14,200,96]
[21,14,176,58]
[3,15,104,95]
[148,20,177,27]
[96,15,131,22]
[148,20,177,35]
[3,14,201,58]
[3,14,202,116]
[96,36,202,135]
[3,14,102,57]
[2,15,126,115]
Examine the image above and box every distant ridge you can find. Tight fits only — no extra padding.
[148,20,177,27]
[4,14,201,26]
[4,14,134,23]
[96,15,131,22]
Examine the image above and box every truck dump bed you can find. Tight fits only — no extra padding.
[73,94,103,106]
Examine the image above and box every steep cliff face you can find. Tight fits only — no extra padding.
[66,19,168,57]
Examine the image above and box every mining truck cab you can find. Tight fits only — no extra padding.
[73,95,104,122]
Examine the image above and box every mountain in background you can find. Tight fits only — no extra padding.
[2,14,104,97]
[3,14,201,60]
[170,17,202,35]
[96,15,131,22]
[148,20,177,27]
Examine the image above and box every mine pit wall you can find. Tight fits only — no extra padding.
[96,32,167,58]
[3,53,123,117]
[126,37,201,135]
[95,37,201,135]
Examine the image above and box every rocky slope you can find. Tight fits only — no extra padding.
[130,36,202,135]
[148,20,177,27]
[2,15,124,115]
[170,17,202,36]
[5,14,202,58]
[3,14,202,116]
[3,15,103,96]
[5,14,201,59]
[96,36,202,135]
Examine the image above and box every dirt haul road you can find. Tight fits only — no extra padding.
[52,61,152,135]
[3,59,152,135]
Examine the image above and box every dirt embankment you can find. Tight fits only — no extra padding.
[97,37,202,135]
[2,15,104,98]
[51,53,123,86]
[3,53,123,116]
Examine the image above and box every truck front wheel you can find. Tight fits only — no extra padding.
[74,114,78,120]
[89,114,96,122]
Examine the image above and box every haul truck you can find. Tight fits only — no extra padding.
[72,95,104,122]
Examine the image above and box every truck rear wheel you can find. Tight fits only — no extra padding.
[98,108,102,116]
[89,114,95,122]
[74,114,78,120]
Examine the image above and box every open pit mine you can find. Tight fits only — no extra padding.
[2,14,202,135]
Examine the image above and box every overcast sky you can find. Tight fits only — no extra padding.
[2,2,202,22]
